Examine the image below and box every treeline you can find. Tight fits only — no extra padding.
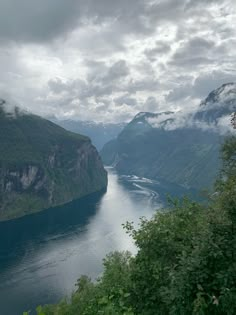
[25,136,236,315]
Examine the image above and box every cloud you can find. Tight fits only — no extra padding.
[145,109,235,136]
[169,37,218,68]
[0,0,81,42]
[0,0,235,122]
[48,78,87,96]
[114,94,137,106]
[144,96,160,112]
[144,41,171,61]
[47,60,130,100]
[0,0,157,44]
[165,70,236,105]
[91,60,129,86]
[0,94,29,118]
[166,83,193,103]
[193,71,236,99]
[145,82,236,135]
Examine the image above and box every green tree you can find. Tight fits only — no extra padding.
[26,135,236,315]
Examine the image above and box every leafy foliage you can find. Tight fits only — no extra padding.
[27,137,236,314]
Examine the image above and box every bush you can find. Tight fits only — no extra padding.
[27,136,236,315]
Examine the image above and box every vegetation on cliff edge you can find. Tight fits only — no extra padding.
[25,136,236,315]
[0,107,107,221]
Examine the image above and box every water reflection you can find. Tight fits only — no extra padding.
[0,169,161,315]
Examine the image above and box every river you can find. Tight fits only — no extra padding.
[0,168,165,315]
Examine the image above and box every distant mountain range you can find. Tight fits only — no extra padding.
[0,100,107,221]
[101,83,236,194]
[51,119,126,151]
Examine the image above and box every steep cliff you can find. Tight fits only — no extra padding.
[0,100,107,221]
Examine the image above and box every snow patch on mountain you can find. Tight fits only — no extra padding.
[201,83,236,110]
[134,112,150,120]
[138,83,236,135]
[146,112,175,128]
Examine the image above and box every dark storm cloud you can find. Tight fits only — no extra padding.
[0,0,156,43]
[0,0,81,42]
[169,37,218,68]
[0,0,204,44]
[0,0,231,46]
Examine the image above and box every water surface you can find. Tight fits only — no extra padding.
[0,169,163,315]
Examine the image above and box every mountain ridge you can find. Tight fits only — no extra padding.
[101,83,236,193]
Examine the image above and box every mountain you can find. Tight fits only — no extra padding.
[195,82,236,123]
[0,99,107,221]
[51,119,126,151]
[101,83,236,193]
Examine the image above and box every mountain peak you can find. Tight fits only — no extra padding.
[134,112,153,120]
[201,82,236,108]
[132,111,175,128]
[194,83,236,126]
[134,111,174,121]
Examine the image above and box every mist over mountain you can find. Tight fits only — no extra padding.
[194,82,236,133]
[101,83,236,193]
[51,118,125,150]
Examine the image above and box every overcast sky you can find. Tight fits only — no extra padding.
[0,0,235,122]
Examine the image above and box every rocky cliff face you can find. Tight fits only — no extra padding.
[0,101,107,221]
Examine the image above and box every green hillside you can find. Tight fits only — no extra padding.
[0,102,107,221]
[0,105,87,164]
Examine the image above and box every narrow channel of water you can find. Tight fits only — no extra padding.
[0,168,162,315]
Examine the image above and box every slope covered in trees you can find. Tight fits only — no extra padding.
[0,100,107,220]
[26,135,236,315]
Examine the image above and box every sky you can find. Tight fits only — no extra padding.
[0,0,236,123]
